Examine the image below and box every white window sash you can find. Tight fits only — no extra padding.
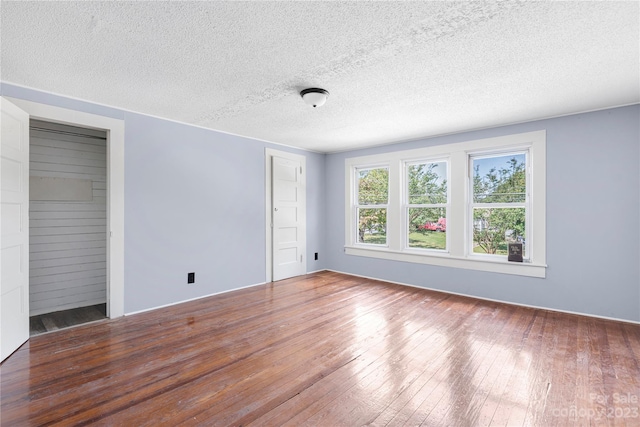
[344,130,546,278]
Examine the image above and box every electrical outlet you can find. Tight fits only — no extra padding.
[188,272,195,284]
[314,252,318,260]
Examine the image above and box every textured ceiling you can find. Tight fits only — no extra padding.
[2,1,638,153]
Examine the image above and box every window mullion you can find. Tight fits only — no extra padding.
[448,151,466,257]
[407,204,447,208]
[387,160,402,251]
[356,204,388,209]
[472,202,526,209]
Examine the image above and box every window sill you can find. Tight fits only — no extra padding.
[344,245,546,278]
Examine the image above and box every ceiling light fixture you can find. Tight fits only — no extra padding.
[300,88,329,108]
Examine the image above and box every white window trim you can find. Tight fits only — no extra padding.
[345,130,546,278]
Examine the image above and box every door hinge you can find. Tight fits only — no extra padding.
[299,166,302,174]
[300,254,303,262]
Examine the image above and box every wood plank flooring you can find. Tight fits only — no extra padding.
[1,271,639,426]
[29,303,107,336]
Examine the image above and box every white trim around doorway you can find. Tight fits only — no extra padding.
[6,97,125,318]
[264,148,306,283]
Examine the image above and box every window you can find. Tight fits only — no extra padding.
[355,166,388,245]
[345,131,546,278]
[405,160,448,251]
[471,152,528,259]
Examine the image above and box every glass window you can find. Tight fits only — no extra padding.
[471,153,527,257]
[406,161,448,250]
[344,130,545,277]
[356,167,388,245]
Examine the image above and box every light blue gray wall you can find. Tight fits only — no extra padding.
[324,105,640,322]
[1,83,326,314]
[3,83,638,322]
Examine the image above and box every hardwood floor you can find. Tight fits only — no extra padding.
[1,271,638,426]
[29,303,107,336]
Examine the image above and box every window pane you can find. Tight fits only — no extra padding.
[357,208,387,244]
[408,207,446,250]
[408,161,447,204]
[358,168,388,205]
[473,154,526,203]
[473,208,526,256]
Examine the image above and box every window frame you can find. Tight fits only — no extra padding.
[344,130,546,278]
[403,158,450,253]
[468,149,530,261]
[354,165,390,247]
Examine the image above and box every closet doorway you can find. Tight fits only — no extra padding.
[28,120,108,335]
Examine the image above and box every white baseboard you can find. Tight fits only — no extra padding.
[305,269,327,275]
[124,281,268,316]
[324,269,640,325]
[125,271,327,317]
[123,269,639,325]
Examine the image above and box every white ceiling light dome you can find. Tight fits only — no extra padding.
[300,88,329,108]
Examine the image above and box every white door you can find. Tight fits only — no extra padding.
[272,155,306,281]
[1,98,30,362]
